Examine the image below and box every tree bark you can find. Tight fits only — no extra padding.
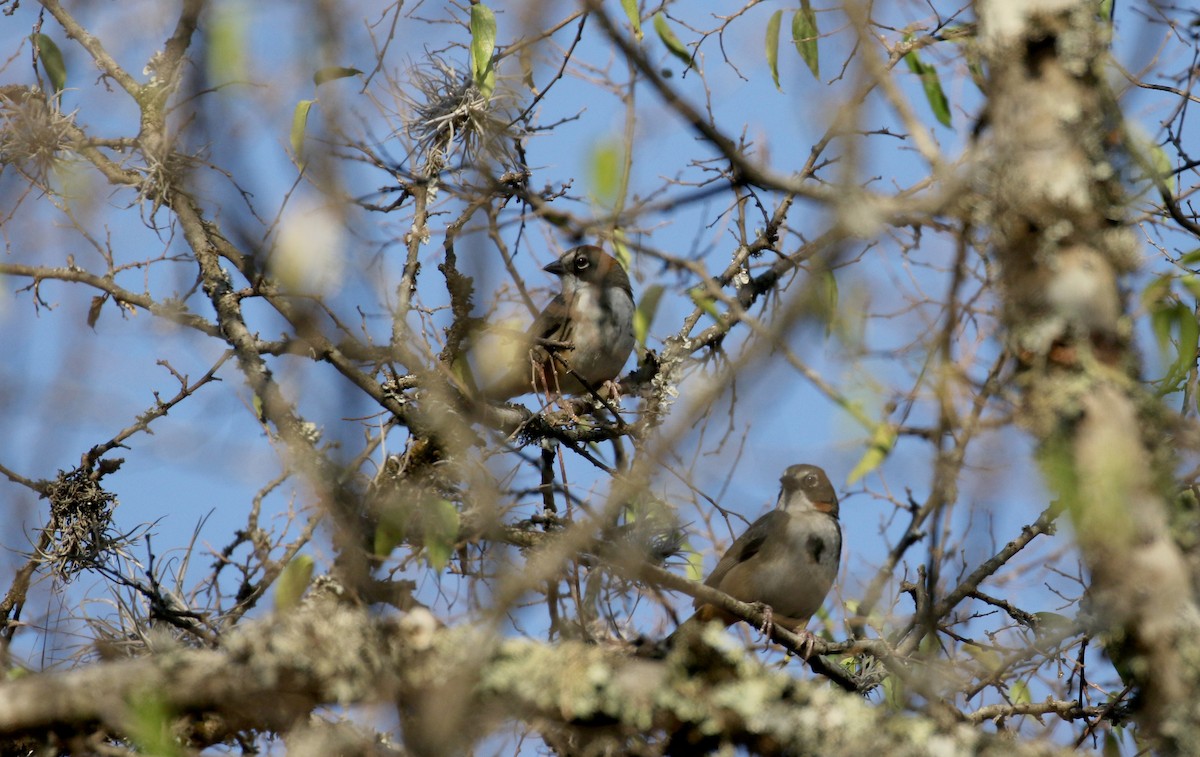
[978,0,1200,747]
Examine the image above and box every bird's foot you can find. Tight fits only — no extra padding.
[598,379,623,405]
[753,603,775,639]
[796,628,818,659]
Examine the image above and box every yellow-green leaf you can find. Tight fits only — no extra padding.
[290,99,315,169]
[634,284,665,348]
[1147,142,1175,195]
[313,66,363,87]
[904,50,952,128]
[653,14,694,70]
[589,140,621,203]
[470,3,497,97]
[688,285,721,321]
[374,516,406,557]
[684,545,705,582]
[816,267,839,334]
[1010,679,1032,705]
[1149,300,1187,380]
[793,1,820,79]
[31,34,67,98]
[128,691,182,757]
[621,0,643,41]
[611,231,632,271]
[5,665,29,681]
[882,674,904,711]
[274,554,314,611]
[1181,274,1200,303]
[964,642,1003,673]
[847,422,897,484]
[765,10,783,92]
[1103,731,1123,757]
[1127,124,1175,195]
[424,499,460,571]
[207,5,246,84]
[1033,611,1074,635]
[1174,306,1200,378]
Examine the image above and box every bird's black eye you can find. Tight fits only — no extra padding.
[804,474,818,487]
[574,254,590,271]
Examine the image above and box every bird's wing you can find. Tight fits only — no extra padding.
[700,510,787,594]
[527,294,572,345]
[480,295,572,399]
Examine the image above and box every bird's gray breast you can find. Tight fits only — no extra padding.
[752,511,841,620]
[564,285,635,380]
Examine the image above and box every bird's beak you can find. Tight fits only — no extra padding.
[543,259,566,275]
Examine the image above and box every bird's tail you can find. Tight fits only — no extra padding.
[662,607,728,649]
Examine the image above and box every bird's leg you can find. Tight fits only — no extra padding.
[600,379,623,404]
[752,602,775,639]
[796,628,818,659]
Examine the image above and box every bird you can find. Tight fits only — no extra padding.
[480,245,636,401]
[667,463,841,652]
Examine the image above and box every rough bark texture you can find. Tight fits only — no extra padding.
[978,0,1200,748]
[0,598,1074,757]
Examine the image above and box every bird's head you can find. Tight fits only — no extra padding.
[777,463,839,517]
[544,245,632,296]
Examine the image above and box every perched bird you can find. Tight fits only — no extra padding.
[481,245,636,401]
[668,464,841,649]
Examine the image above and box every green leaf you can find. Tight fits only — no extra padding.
[963,642,1002,673]
[1180,248,1200,267]
[1147,142,1176,195]
[846,422,897,484]
[817,267,839,333]
[1033,611,1074,635]
[1174,305,1199,380]
[589,140,621,203]
[688,285,721,321]
[128,691,182,757]
[1126,124,1175,195]
[207,6,246,84]
[904,50,952,127]
[274,554,314,611]
[470,3,497,97]
[792,1,820,79]
[31,34,67,98]
[423,499,460,571]
[290,99,315,169]
[684,545,705,582]
[765,10,783,91]
[882,674,904,711]
[1140,274,1172,311]
[1149,301,1180,358]
[1009,679,1032,705]
[373,515,406,557]
[611,232,632,271]
[634,284,665,348]
[621,0,643,41]
[313,66,363,87]
[1180,274,1200,302]
[653,14,694,70]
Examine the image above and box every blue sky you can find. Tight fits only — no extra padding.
[0,1,1195,745]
